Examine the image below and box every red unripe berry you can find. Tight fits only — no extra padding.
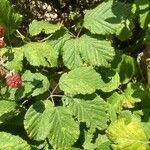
[0,25,4,37]
[0,38,5,48]
[6,73,22,88]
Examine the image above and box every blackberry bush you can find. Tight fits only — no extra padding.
[0,0,150,149]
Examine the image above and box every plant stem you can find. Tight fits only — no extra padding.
[51,83,59,96]
[76,25,83,38]
[40,34,52,42]
[16,29,25,40]
[51,94,63,97]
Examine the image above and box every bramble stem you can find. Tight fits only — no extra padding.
[76,25,83,38]
[16,29,25,40]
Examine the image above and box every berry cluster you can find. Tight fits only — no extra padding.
[0,25,5,48]
[0,25,22,88]
[6,73,22,88]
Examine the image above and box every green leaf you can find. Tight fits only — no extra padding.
[112,52,137,84]
[48,107,80,149]
[59,67,102,95]
[17,70,50,98]
[48,28,72,53]
[2,109,26,126]
[84,0,130,35]
[99,69,120,92]
[144,24,150,44]
[0,100,17,116]
[62,35,115,69]
[23,70,50,97]
[0,132,30,149]
[95,135,111,150]
[69,96,108,130]
[106,119,148,150]
[118,110,140,124]
[0,100,19,123]
[29,20,62,36]
[24,100,53,141]
[135,0,150,29]
[0,0,22,35]
[123,83,145,108]
[62,38,83,69]
[107,92,124,122]
[23,42,58,67]
[2,47,23,71]
[83,130,95,150]
[116,19,134,41]
[78,35,115,67]
[142,121,150,140]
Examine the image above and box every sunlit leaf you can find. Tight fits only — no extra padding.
[0,132,31,149]
[59,67,102,95]
[107,119,148,150]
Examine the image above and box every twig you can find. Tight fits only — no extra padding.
[137,53,146,83]
[51,95,63,97]
[16,29,25,40]
[51,83,59,96]
[76,25,83,38]
[40,34,53,42]
[48,83,61,105]
[16,29,29,43]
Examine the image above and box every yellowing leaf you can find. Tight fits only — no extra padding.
[106,119,148,150]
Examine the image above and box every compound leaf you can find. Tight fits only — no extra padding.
[62,35,115,69]
[107,92,124,122]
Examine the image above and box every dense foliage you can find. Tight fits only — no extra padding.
[0,0,150,149]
